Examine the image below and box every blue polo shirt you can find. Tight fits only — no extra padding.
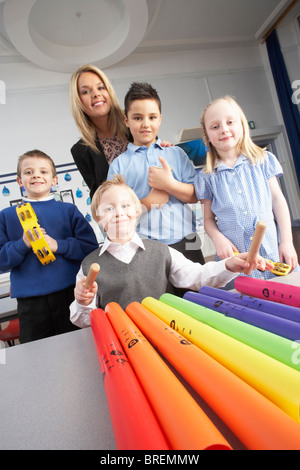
[107,139,196,244]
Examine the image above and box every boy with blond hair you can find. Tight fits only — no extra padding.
[70,175,272,328]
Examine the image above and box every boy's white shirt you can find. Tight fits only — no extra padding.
[69,232,237,328]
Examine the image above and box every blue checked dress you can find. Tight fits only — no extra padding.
[195,152,283,280]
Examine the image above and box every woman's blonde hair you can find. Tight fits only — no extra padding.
[69,64,129,153]
[91,174,142,223]
[201,95,266,173]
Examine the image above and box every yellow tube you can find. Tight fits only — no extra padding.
[142,297,300,423]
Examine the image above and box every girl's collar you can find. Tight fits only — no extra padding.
[215,155,247,171]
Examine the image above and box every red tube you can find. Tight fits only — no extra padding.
[90,308,170,450]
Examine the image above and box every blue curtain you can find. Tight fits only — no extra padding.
[266,29,300,187]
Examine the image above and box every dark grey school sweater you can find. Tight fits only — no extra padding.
[82,239,174,310]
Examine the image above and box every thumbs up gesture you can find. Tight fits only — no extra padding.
[148,156,173,191]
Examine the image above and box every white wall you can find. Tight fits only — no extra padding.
[0,45,277,168]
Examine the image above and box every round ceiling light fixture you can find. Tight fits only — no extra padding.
[3,0,148,72]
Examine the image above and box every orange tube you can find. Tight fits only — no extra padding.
[126,302,300,450]
[105,302,232,450]
[90,308,170,450]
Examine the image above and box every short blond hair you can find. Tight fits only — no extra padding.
[91,174,142,223]
[201,95,266,173]
[17,149,56,178]
[69,64,129,153]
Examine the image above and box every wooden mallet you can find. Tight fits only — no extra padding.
[84,263,100,291]
[244,221,267,275]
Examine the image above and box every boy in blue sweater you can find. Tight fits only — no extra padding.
[0,149,99,343]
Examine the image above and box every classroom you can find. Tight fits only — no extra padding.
[0,0,300,455]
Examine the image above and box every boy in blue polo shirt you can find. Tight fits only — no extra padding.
[107,82,204,264]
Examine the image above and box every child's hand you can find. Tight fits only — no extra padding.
[40,228,58,253]
[279,241,298,270]
[148,157,174,191]
[225,252,274,274]
[141,188,169,211]
[22,230,31,249]
[149,188,169,208]
[160,140,174,147]
[214,234,238,260]
[74,277,98,306]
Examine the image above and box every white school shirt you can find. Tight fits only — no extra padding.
[70,233,237,328]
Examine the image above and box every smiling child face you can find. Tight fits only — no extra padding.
[97,184,140,244]
[124,99,162,148]
[204,100,243,159]
[17,157,58,200]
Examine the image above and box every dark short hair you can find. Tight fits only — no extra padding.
[17,149,57,178]
[124,82,161,116]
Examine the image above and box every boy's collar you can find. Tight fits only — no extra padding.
[22,194,55,202]
[100,232,145,254]
[128,138,162,151]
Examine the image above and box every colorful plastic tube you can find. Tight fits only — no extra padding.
[185,289,300,341]
[90,308,170,450]
[235,276,300,308]
[178,292,300,368]
[198,286,300,323]
[142,297,300,423]
[105,302,232,450]
[126,301,300,450]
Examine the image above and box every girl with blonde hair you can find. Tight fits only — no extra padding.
[195,95,298,279]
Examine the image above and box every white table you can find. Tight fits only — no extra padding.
[0,272,17,322]
[0,327,116,450]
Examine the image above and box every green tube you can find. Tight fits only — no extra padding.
[160,293,300,372]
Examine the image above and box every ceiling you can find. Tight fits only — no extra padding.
[0,0,297,72]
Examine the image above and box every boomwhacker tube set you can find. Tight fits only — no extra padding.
[86,220,300,450]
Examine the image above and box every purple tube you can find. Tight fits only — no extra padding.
[184,291,300,341]
[198,286,300,324]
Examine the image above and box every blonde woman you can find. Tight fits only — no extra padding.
[194,95,298,279]
[69,64,129,198]
[70,64,171,198]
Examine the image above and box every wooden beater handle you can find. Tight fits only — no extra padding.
[244,221,267,275]
[84,263,100,290]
